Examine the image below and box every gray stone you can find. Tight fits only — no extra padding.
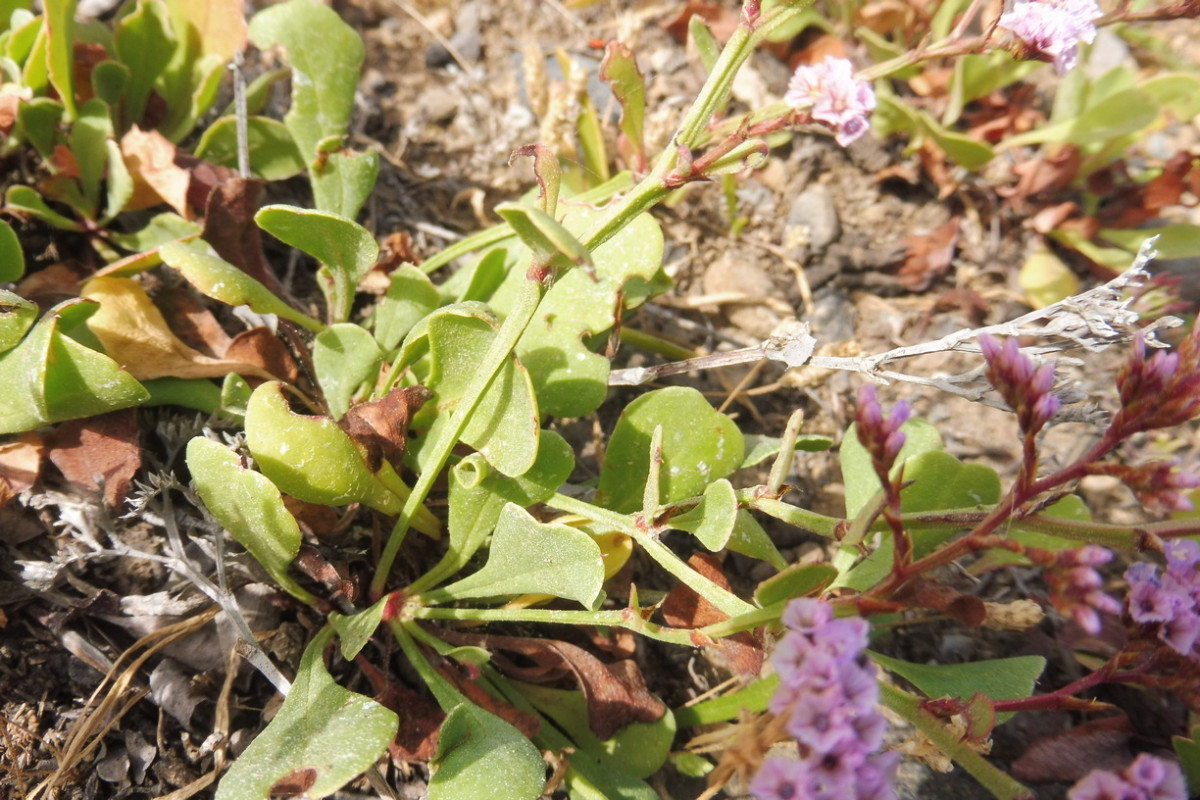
[784,184,840,257]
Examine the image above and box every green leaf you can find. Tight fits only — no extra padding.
[0,289,37,352]
[311,148,379,222]
[4,185,82,231]
[1140,73,1200,120]
[218,372,252,423]
[330,595,389,660]
[422,431,575,593]
[194,116,305,180]
[1003,88,1158,149]
[0,218,24,281]
[1099,224,1200,260]
[186,436,314,603]
[898,451,1002,514]
[870,651,1045,724]
[841,418,942,518]
[417,307,539,478]
[216,627,399,800]
[244,381,399,513]
[373,264,440,350]
[0,299,149,434]
[669,479,738,551]
[754,562,837,607]
[687,16,720,74]
[102,139,134,223]
[431,503,604,607]
[255,204,379,323]
[835,449,1001,592]
[247,0,359,160]
[429,702,545,800]
[113,0,175,129]
[15,97,62,160]
[495,201,593,276]
[596,387,744,514]
[740,432,832,468]
[159,239,324,332]
[248,0,373,216]
[726,510,787,569]
[600,42,646,172]
[70,98,112,216]
[516,682,674,780]
[1172,725,1200,794]
[1018,247,1080,309]
[108,212,201,253]
[673,676,776,728]
[312,323,383,419]
[44,0,76,119]
[500,203,666,417]
[141,376,222,413]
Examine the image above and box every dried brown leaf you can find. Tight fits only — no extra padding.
[338,386,433,472]
[897,216,960,292]
[45,410,141,507]
[1010,715,1133,783]
[661,553,763,676]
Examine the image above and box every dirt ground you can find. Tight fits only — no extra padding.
[2,1,1199,799]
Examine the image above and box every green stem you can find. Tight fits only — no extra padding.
[546,492,755,618]
[412,606,702,646]
[369,279,544,599]
[880,682,1034,800]
[420,172,636,274]
[745,494,841,537]
[389,619,464,711]
[575,3,808,256]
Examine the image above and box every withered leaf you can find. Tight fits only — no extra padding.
[661,553,763,676]
[449,631,664,740]
[45,410,141,508]
[897,216,960,292]
[201,178,281,292]
[0,433,43,506]
[338,386,433,472]
[1010,715,1133,783]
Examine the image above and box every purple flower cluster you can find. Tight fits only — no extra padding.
[998,0,1103,75]
[1067,753,1187,800]
[784,56,876,146]
[1112,327,1200,439]
[1102,459,1200,514]
[1125,539,1200,658]
[750,599,898,800]
[1045,546,1122,636]
[855,384,910,485]
[979,335,1060,437]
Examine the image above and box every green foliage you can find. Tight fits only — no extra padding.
[870,652,1045,725]
[596,386,744,514]
[247,0,377,218]
[0,299,148,433]
[4,4,1199,800]
[255,205,379,323]
[429,702,546,800]
[186,436,315,604]
[215,627,399,800]
[428,503,604,607]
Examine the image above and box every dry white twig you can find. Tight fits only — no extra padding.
[610,240,1178,422]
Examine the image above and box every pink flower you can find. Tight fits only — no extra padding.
[785,56,876,146]
[1068,754,1187,800]
[998,0,1103,74]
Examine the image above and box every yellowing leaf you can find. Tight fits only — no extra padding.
[1018,247,1079,310]
[81,276,275,380]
